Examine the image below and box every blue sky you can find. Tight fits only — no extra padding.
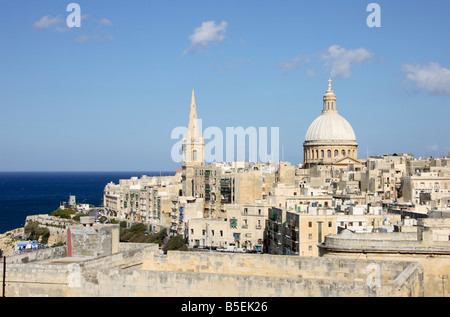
[0,0,449,171]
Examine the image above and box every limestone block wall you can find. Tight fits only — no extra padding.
[1,244,423,297]
[69,224,119,257]
[7,246,67,264]
[139,251,423,297]
[1,243,158,297]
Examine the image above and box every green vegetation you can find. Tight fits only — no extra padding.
[163,235,188,253]
[72,213,90,222]
[51,207,77,219]
[119,222,167,245]
[24,220,50,244]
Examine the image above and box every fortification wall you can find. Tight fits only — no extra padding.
[2,247,423,297]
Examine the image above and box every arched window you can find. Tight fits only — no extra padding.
[327,150,331,158]
[342,150,346,156]
[334,150,338,157]
[321,150,324,158]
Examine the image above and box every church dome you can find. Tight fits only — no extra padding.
[304,111,356,144]
[302,79,359,166]
[304,79,357,145]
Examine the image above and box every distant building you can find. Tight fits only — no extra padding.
[264,206,401,257]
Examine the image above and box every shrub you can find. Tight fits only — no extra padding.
[163,235,188,252]
[24,220,50,244]
[51,207,77,219]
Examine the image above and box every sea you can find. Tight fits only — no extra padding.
[0,171,174,234]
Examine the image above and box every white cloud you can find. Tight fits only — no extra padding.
[33,15,68,33]
[182,20,228,56]
[402,62,450,96]
[278,45,374,78]
[278,55,311,72]
[99,18,113,27]
[320,45,374,78]
[75,35,114,43]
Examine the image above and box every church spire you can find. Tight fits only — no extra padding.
[188,89,200,138]
[323,78,337,113]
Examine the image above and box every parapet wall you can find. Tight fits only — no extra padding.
[138,251,423,297]
[1,243,424,297]
[1,242,159,297]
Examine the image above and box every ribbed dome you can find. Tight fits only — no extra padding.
[304,111,357,144]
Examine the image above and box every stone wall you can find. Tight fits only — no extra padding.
[68,224,119,257]
[318,228,450,296]
[139,251,423,297]
[1,243,158,297]
[2,246,423,297]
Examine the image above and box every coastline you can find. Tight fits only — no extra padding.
[0,227,25,256]
[0,214,75,257]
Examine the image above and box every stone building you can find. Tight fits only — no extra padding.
[318,217,450,297]
[303,79,359,167]
[265,206,401,257]
[186,202,273,251]
[103,174,181,232]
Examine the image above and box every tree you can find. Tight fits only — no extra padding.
[163,235,188,253]
[24,220,50,244]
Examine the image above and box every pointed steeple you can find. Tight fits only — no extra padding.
[187,89,200,139]
[323,78,337,113]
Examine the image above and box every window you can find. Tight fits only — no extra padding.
[244,208,248,215]
[327,150,331,158]
[308,246,312,251]
[211,230,215,236]
[191,229,194,234]
[308,222,312,227]
[220,230,223,237]
[308,234,312,239]
[321,150,324,158]
[334,150,338,157]
[328,222,332,228]
[202,230,205,236]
